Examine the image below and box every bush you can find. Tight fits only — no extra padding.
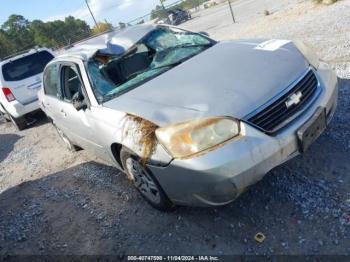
[264,9,270,16]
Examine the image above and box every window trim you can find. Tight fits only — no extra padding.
[43,62,62,99]
[58,62,91,108]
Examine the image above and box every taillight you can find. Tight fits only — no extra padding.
[2,87,16,102]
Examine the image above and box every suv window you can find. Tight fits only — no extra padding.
[2,51,54,82]
[43,63,60,97]
[61,66,83,101]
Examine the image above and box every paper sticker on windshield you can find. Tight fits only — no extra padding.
[254,40,290,51]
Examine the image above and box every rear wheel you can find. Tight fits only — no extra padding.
[9,115,27,131]
[121,148,175,211]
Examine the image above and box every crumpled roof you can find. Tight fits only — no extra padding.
[59,24,157,60]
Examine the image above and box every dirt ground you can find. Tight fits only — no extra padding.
[0,0,349,256]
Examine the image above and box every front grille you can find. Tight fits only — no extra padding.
[247,70,319,134]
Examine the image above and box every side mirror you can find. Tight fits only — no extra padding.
[199,31,209,37]
[72,92,87,111]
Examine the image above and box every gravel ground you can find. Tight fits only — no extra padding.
[0,0,349,256]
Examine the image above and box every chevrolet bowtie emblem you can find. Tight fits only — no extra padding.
[285,91,303,108]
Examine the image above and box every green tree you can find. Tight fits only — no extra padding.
[0,14,92,59]
[63,16,91,43]
[29,20,59,48]
[0,29,15,58]
[1,14,34,51]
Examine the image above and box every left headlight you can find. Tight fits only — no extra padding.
[293,40,320,69]
[156,117,240,158]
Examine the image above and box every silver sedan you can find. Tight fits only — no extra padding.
[38,25,338,210]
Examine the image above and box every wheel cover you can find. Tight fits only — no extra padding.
[125,157,161,204]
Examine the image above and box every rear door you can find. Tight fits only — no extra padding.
[0,50,54,104]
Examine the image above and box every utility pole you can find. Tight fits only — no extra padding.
[228,0,236,23]
[84,0,98,28]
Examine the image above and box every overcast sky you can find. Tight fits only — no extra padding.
[0,0,180,26]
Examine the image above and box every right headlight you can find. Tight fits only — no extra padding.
[293,40,320,70]
[155,117,240,158]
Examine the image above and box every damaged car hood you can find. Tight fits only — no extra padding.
[103,40,309,126]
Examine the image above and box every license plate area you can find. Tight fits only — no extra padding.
[297,107,326,153]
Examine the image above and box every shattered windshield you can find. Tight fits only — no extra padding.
[86,27,214,103]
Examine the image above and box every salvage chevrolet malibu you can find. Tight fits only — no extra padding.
[38,25,338,210]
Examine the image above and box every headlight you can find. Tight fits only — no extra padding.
[156,117,240,158]
[293,40,320,69]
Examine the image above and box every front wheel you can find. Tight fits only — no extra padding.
[121,148,175,211]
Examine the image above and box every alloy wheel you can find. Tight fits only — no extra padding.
[125,157,161,204]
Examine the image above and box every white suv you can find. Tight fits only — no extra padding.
[0,48,54,130]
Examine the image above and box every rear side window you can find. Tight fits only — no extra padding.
[43,63,60,98]
[1,51,54,82]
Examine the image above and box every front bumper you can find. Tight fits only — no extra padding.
[149,63,338,207]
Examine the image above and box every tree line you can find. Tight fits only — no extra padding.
[0,14,113,59]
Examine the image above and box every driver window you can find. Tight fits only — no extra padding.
[61,65,83,102]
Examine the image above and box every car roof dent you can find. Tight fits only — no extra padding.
[55,24,157,61]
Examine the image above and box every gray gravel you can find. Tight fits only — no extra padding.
[0,0,349,256]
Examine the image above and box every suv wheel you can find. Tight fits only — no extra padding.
[121,148,175,211]
[9,115,27,131]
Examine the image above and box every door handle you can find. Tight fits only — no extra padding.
[60,109,67,117]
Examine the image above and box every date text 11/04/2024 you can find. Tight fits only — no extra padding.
[127,255,220,261]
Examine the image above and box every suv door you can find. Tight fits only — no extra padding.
[57,63,102,152]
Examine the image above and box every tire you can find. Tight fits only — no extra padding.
[0,112,10,122]
[121,148,175,211]
[9,115,27,131]
[54,124,79,152]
